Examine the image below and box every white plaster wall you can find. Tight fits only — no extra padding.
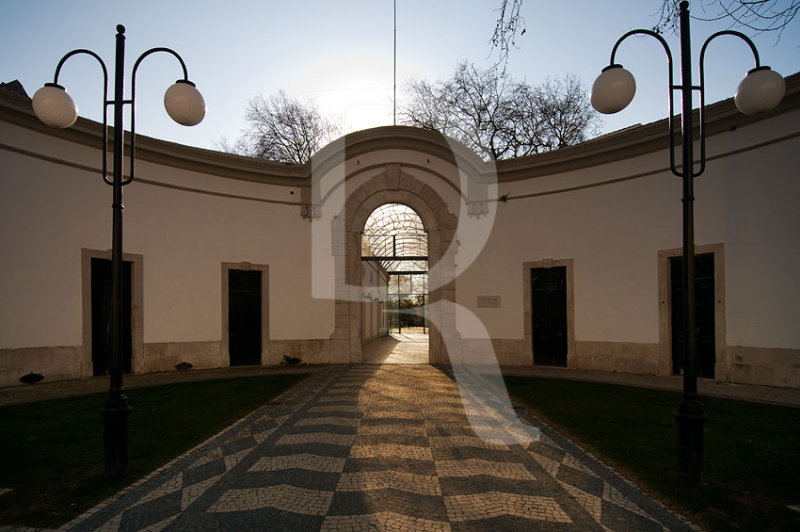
[2,100,798,362]
[0,134,109,348]
[457,150,678,343]
[361,261,388,341]
[684,110,800,350]
[125,176,332,343]
[0,122,334,350]
[457,110,800,350]
[710,140,800,349]
[126,162,335,343]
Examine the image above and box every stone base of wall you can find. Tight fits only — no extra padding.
[3,341,798,389]
[492,339,529,366]
[144,339,347,369]
[143,339,360,371]
[269,339,334,365]
[575,341,660,375]
[457,339,661,374]
[455,339,528,367]
[728,346,800,387]
[0,346,83,387]
[143,341,224,373]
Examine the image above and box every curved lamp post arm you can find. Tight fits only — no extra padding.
[52,48,110,91]
[608,29,682,177]
[697,30,761,176]
[132,47,190,83]
[50,49,114,185]
[126,48,192,186]
[608,29,674,67]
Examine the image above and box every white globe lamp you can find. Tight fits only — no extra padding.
[591,65,636,115]
[32,83,78,128]
[164,80,205,126]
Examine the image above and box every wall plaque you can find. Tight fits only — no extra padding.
[477,295,501,308]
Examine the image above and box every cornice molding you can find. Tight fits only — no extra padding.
[1,71,798,187]
[496,71,800,182]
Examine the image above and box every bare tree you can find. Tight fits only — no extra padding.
[401,62,600,161]
[654,0,799,40]
[217,91,340,164]
[491,0,525,72]
[492,0,798,63]
[522,76,601,151]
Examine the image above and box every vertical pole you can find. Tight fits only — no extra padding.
[674,1,706,483]
[423,293,427,334]
[393,0,397,126]
[102,24,132,479]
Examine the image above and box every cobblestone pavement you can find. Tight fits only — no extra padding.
[62,365,693,531]
[363,332,428,364]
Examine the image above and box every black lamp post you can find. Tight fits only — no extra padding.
[590,1,784,482]
[32,25,206,478]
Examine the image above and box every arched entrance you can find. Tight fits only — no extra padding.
[361,203,428,363]
[328,164,458,365]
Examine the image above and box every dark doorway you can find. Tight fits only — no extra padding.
[228,269,262,366]
[91,258,132,376]
[670,254,715,378]
[531,266,568,367]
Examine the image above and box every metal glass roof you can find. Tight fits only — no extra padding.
[362,203,427,272]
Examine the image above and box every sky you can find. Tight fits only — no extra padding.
[1,0,797,152]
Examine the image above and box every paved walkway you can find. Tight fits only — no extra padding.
[61,365,694,531]
[362,332,429,364]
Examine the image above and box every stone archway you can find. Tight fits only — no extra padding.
[328,164,458,364]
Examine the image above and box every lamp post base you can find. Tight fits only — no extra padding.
[674,400,707,483]
[101,396,132,479]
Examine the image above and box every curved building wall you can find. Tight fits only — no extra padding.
[0,74,798,387]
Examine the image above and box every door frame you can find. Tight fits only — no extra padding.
[658,243,726,380]
[81,248,144,377]
[523,259,576,368]
[222,262,270,366]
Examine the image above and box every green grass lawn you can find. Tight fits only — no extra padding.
[0,374,307,528]
[505,376,800,531]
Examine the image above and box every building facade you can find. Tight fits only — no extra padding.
[1,74,798,388]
